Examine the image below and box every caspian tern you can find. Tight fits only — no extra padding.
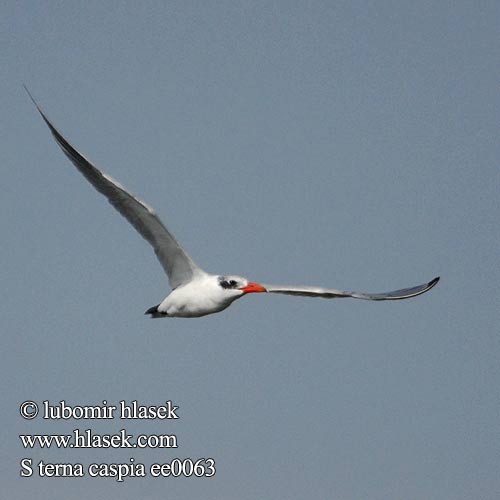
[27,88,439,318]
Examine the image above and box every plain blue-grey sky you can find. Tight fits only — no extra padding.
[1,1,499,498]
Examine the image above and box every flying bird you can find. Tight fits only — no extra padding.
[26,88,439,318]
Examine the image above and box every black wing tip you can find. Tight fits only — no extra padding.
[24,86,80,163]
[429,276,440,288]
[145,304,168,318]
[22,83,32,97]
[145,305,157,315]
[23,84,41,111]
[23,85,55,129]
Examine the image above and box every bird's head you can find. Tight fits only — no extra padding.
[217,275,267,298]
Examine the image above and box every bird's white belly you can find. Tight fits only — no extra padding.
[159,283,234,318]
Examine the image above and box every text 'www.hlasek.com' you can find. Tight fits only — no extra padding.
[18,400,216,482]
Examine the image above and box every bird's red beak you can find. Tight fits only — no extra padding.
[239,282,267,294]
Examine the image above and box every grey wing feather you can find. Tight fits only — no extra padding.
[27,87,203,289]
[264,277,440,301]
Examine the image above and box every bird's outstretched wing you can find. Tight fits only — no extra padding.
[26,87,204,289]
[263,276,440,301]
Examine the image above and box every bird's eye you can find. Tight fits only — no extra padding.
[219,278,238,289]
[220,279,231,289]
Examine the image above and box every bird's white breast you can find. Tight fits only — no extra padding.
[158,275,237,318]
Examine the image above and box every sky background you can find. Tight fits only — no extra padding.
[1,1,499,498]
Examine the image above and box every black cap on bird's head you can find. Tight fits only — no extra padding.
[218,276,267,294]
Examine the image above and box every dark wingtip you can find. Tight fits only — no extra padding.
[145,304,160,315]
[23,85,55,131]
[23,84,40,110]
[429,276,440,287]
[145,304,168,318]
